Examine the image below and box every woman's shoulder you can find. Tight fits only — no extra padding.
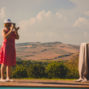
[2,28,8,33]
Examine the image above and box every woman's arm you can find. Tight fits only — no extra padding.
[14,27,20,40]
[14,30,19,39]
[2,29,12,39]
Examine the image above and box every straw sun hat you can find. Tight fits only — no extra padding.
[4,19,13,24]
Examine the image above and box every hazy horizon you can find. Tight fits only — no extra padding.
[0,0,89,45]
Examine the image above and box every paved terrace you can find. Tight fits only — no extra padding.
[0,79,89,88]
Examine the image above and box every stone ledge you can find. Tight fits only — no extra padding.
[0,79,89,88]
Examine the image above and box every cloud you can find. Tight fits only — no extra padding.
[0,7,6,20]
[70,0,89,30]
[18,0,89,45]
[19,10,74,43]
[19,10,65,28]
[36,10,51,21]
[0,7,6,44]
[19,10,55,30]
[19,10,64,29]
[56,12,63,19]
[73,17,89,28]
[84,10,89,16]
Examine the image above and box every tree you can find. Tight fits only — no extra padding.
[12,64,28,78]
[45,62,69,78]
[27,64,45,78]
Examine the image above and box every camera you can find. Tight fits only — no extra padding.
[12,23,16,28]
[12,23,16,31]
[11,23,19,31]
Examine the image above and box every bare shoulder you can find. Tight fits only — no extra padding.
[2,28,7,33]
[2,28,7,36]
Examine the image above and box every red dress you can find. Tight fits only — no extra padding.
[0,28,16,66]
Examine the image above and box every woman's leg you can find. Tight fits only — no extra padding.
[6,65,11,79]
[1,64,6,79]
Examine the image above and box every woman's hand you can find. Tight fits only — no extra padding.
[10,24,14,32]
[15,27,20,31]
[14,27,20,40]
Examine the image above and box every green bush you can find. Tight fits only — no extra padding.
[66,65,79,78]
[27,64,46,78]
[11,59,79,79]
[12,64,28,78]
[45,62,69,78]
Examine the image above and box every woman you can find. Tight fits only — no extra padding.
[0,19,19,82]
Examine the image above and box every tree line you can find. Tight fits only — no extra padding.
[11,57,79,79]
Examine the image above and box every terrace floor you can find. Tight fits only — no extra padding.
[0,79,89,88]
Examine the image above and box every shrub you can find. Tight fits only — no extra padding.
[45,62,69,78]
[27,64,46,78]
[12,64,28,78]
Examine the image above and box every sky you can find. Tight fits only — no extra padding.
[0,0,89,45]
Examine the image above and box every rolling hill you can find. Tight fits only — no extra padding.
[15,42,79,61]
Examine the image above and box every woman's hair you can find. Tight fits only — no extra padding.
[4,23,11,28]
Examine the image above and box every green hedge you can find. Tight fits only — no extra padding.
[10,60,79,79]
